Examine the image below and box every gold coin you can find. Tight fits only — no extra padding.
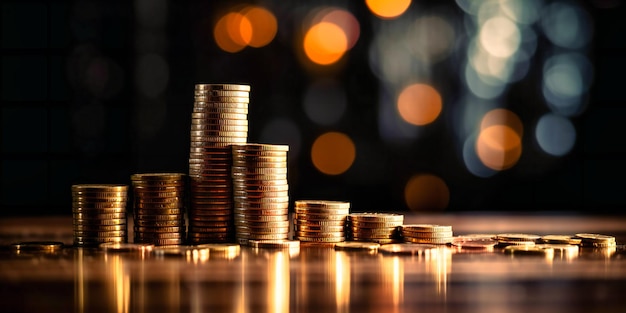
[401,224,452,233]
[294,207,349,215]
[190,130,248,137]
[72,191,128,198]
[402,231,454,238]
[135,232,184,240]
[195,83,250,91]
[190,118,248,125]
[231,143,289,152]
[74,212,126,220]
[294,219,346,227]
[348,221,403,228]
[189,215,234,222]
[190,124,249,132]
[231,173,287,181]
[403,237,452,245]
[235,213,289,222]
[294,200,350,209]
[294,213,347,221]
[193,101,248,109]
[234,196,290,204]
[130,173,186,181]
[73,218,127,226]
[193,96,249,103]
[575,233,616,243]
[236,225,290,234]
[231,179,288,186]
[143,238,184,246]
[231,166,287,175]
[130,180,185,187]
[539,235,582,245]
[234,208,288,216]
[134,213,184,221]
[71,184,128,192]
[232,155,286,162]
[193,108,248,115]
[234,220,289,228]
[74,224,127,231]
[233,190,289,198]
[232,161,288,168]
[72,207,126,214]
[296,231,345,238]
[74,236,126,245]
[135,226,185,233]
[135,220,184,227]
[236,233,289,240]
[294,224,345,232]
[194,90,249,97]
[495,233,541,242]
[347,213,404,223]
[74,230,127,238]
[352,238,398,244]
[234,202,289,210]
[295,236,344,243]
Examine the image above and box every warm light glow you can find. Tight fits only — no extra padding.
[214,13,247,53]
[404,174,450,211]
[479,16,520,58]
[476,125,522,170]
[214,6,278,52]
[480,109,523,137]
[269,251,289,313]
[366,0,411,19]
[335,252,350,311]
[397,83,443,126]
[242,6,278,48]
[321,9,360,49]
[311,132,356,175]
[304,22,348,65]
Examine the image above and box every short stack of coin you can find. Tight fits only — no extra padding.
[188,83,250,244]
[575,233,617,248]
[494,233,540,246]
[72,184,128,246]
[231,144,290,245]
[401,224,453,245]
[294,200,350,243]
[131,173,186,246]
[347,213,404,244]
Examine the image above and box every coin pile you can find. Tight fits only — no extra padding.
[231,144,290,244]
[574,233,617,248]
[294,200,349,243]
[188,83,250,244]
[494,233,540,246]
[402,224,454,245]
[72,184,128,246]
[347,213,404,244]
[130,173,186,246]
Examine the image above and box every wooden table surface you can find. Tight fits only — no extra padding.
[1,214,625,313]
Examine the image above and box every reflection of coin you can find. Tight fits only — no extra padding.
[334,241,380,251]
[378,243,438,255]
[247,240,300,249]
[11,241,64,252]
[100,242,154,253]
[503,245,554,257]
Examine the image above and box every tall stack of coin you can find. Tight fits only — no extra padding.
[293,200,349,243]
[130,173,186,246]
[401,224,453,245]
[188,83,250,244]
[231,144,290,245]
[347,213,404,244]
[72,184,128,246]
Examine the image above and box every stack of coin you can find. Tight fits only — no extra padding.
[188,83,250,244]
[347,213,404,244]
[539,235,582,245]
[293,200,349,243]
[402,224,454,245]
[574,233,617,248]
[494,233,540,246]
[231,144,290,245]
[130,173,186,246]
[72,184,128,246]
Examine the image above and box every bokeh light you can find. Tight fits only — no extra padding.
[476,125,522,171]
[303,79,347,126]
[397,83,442,126]
[366,0,411,19]
[320,9,360,49]
[407,16,456,63]
[479,16,521,59]
[463,134,497,178]
[303,22,348,65]
[542,53,592,117]
[404,174,450,211]
[242,6,278,48]
[311,132,356,175]
[541,2,592,49]
[480,108,523,138]
[214,12,247,53]
[214,6,277,53]
[535,114,576,157]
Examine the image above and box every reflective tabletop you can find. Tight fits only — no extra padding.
[1,214,625,313]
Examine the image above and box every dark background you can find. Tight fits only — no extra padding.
[1,0,625,216]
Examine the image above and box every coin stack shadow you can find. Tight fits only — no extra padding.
[131,173,186,246]
[188,84,250,244]
[231,144,290,245]
[293,200,350,243]
[72,184,128,246]
[347,213,404,244]
[401,224,454,245]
